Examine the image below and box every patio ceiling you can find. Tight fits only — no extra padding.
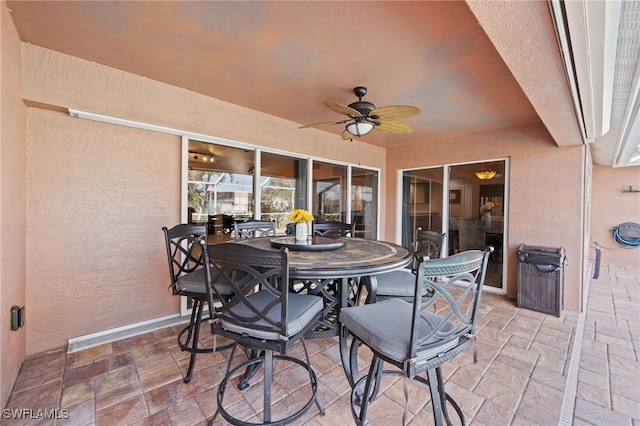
[7,1,639,167]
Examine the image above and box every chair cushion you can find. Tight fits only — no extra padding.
[176,268,233,296]
[374,270,416,297]
[222,291,324,341]
[341,299,459,364]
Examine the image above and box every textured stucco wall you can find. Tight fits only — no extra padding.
[591,164,640,268]
[21,45,387,354]
[385,123,585,311]
[1,0,27,409]
[26,109,181,353]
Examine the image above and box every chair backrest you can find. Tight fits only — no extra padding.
[457,218,485,251]
[205,242,292,341]
[407,247,492,375]
[312,221,355,238]
[162,224,208,295]
[405,228,446,272]
[233,220,277,239]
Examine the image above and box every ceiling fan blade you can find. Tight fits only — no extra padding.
[375,120,413,134]
[370,105,421,120]
[325,102,362,117]
[341,129,353,140]
[299,119,350,129]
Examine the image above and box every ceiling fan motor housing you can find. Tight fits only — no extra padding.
[348,101,376,116]
[349,87,379,120]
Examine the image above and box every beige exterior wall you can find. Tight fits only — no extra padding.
[1,0,27,409]
[21,45,386,354]
[591,164,640,268]
[26,109,182,352]
[385,124,586,311]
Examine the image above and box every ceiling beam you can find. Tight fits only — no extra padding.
[467,0,584,147]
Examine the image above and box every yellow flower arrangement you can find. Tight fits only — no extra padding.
[290,209,314,223]
[480,201,495,214]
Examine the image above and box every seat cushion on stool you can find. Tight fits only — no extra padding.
[222,291,324,340]
[341,299,459,363]
[177,268,232,295]
[374,270,415,297]
[176,269,206,294]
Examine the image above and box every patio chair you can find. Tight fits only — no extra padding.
[161,224,232,383]
[233,219,277,239]
[205,242,325,425]
[358,228,446,304]
[312,221,355,238]
[340,247,492,425]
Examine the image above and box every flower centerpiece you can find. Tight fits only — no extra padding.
[479,202,494,214]
[479,202,495,230]
[290,209,314,241]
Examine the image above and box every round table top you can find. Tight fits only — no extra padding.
[232,237,411,279]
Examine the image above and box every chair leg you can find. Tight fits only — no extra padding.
[181,299,199,352]
[176,298,208,383]
[263,350,273,423]
[436,367,465,426]
[183,299,205,383]
[238,348,262,390]
[300,338,325,416]
[427,368,444,425]
[351,355,383,426]
[214,341,322,425]
[211,343,239,426]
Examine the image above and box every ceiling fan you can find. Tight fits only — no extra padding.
[300,86,421,140]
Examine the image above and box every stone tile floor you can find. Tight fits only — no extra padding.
[3,264,638,425]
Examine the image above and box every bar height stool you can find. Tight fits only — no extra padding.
[205,242,325,425]
[162,224,232,383]
[341,247,493,425]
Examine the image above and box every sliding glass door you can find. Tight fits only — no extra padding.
[401,160,507,291]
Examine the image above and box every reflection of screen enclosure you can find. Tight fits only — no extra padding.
[316,179,343,222]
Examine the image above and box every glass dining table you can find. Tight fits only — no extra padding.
[231,236,411,386]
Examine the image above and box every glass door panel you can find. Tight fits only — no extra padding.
[187,141,254,241]
[312,161,347,223]
[260,152,307,233]
[351,167,378,239]
[449,161,505,289]
[401,168,444,248]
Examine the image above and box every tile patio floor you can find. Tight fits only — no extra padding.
[3,264,638,425]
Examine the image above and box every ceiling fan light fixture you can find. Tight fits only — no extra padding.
[474,169,497,180]
[346,120,375,137]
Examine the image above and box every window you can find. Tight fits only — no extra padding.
[186,139,379,240]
